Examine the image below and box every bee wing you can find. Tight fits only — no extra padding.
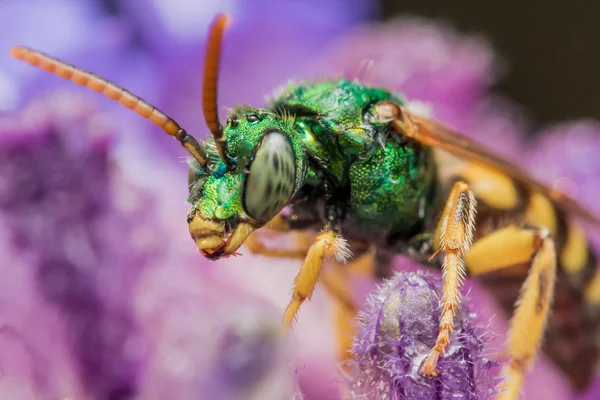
[401,111,600,225]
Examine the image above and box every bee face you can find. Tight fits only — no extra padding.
[187,110,302,259]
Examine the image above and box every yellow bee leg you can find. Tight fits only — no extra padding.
[465,226,557,400]
[323,248,378,363]
[320,263,357,316]
[333,301,355,365]
[282,230,352,330]
[347,246,376,276]
[498,233,556,400]
[245,222,361,354]
[244,230,310,258]
[244,212,318,257]
[265,213,292,232]
[585,269,600,306]
[421,181,477,376]
[321,264,358,362]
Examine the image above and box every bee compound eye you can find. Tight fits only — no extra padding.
[243,130,296,221]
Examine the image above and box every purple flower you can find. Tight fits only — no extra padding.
[200,307,294,399]
[346,271,499,400]
[580,379,600,400]
[135,273,300,400]
[1,0,136,109]
[525,122,600,214]
[0,92,152,398]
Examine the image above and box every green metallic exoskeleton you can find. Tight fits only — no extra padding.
[187,78,438,257]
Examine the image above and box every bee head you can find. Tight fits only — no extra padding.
[187,108,306,260]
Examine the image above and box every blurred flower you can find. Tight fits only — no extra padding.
[0,93,300,399]
[136,274,300,400]
[0,92,151,398]
[0,0,135,109]
[345,271,499,400]
[525,121,600,217]
[580,379,600,400]
[202,310,289,399]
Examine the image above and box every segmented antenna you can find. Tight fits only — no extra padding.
[203,13,234,168]
[9,46,208,167]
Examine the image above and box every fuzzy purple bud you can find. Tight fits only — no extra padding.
[346,271,499,400]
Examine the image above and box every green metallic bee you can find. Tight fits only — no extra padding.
[11,13,600,400]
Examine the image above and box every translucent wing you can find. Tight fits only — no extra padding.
[399,109,600,225]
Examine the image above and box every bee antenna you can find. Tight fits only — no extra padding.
[202,13,234,169]
[9,46,208,168]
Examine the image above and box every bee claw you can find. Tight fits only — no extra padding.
[420,352,441,377]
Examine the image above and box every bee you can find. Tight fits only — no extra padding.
[11,13,600,399]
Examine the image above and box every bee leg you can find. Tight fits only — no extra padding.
[282,229,352,329]
[245,225,361,312]
[246,226,361,362]
[245,229,359,314]
[585,270,600,307]
[244,231,311,258]
[421,181,477,376]
[465,226,556,400]
[247,223,362,364]
[322,249,376,362]
[498,231,556,400]
[322,264,357,363]
[245,217,362,351]
[244,208,323,256]
[264,214,295,232]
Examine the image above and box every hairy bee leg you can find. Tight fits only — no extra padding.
[498,233,556,400]
[244,225,361,324]
[465,226,557,400]
[245,231,359,313]
[246,216,368,363]
[246,226,361,362]
[421,181,476,376]
[282,230,352,329]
